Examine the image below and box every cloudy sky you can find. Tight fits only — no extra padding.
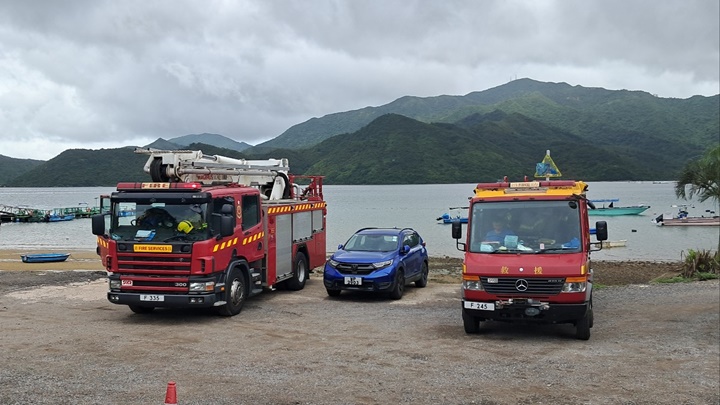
[1,0,718,161]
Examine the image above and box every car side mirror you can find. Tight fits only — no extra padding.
[337,244,344,250]
[401,245,410,254]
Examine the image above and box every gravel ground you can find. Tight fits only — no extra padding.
[0,258,718,405]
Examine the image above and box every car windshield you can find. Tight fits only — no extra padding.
[343,233,399,252]
[467,200,582,254]
[108,201,211,242]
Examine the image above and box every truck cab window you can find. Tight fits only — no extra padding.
[242,195,260,230]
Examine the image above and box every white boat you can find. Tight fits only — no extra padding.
[602,240,627,248]
[652,205,719,227]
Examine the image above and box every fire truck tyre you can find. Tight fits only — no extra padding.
[149,158,170,182]
[217,268,247,317]
[286,252,308,291]
[588,297,594,329]
[415,261,429,288]
[389,269,405,300]
[575,312,591,340]
[326,289,341,297]
[129,305,155,314]
[462,309,481,334]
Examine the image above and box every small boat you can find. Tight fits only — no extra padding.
[653,206,719,226]
[21,253,71,263]
[45,213,75,222]
[589,199,650,216]
[437,207,468,224]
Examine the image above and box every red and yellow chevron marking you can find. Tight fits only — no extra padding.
[266,202,327,215]
[242,231,264,245]
[213,237,239,252]
[97,237,108,248]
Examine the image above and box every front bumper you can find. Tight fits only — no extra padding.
[462,299,589,324]
[323,266,394,292]
[107,292,221,308]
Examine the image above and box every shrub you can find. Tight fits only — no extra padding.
[680,249,720,279]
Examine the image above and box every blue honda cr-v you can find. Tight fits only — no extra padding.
[323,227,429,299]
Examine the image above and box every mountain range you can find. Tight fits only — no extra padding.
[1,78,717,186]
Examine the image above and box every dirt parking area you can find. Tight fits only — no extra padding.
[0,256,718,404]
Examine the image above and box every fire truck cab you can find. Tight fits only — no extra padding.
[452,178,608,340]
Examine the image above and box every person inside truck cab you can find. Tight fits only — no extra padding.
[176,204,207,234]
[484,219,515,243]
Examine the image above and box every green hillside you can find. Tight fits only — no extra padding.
[0,155,44,185]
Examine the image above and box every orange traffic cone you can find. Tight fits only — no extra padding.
[164,381,178,405]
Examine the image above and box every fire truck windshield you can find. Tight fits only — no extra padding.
[109,201,211,242]
[468,200,581,254]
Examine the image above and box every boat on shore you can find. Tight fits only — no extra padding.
[602,240,627,248]
[21,253,71,263]
[589,199,650,216]
[652,206,720,226]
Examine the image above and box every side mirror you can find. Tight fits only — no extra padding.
[220,216,234,237]
[91,214,106,236]
[595,221,608,241]
[400,245,410,254]
[337,244,344,250]
[451,220,463,239]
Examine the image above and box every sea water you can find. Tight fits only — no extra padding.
[0,182,717,262]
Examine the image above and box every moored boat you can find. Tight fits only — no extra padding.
[21,253,71,263]
[589,199,650,216]
[436,207,468,224]
[652,206,719,226]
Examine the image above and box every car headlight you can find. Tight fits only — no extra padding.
[189,281,215,292]
[327,259,339,268]
[562,281,587,293]
[109,279,121,290]
[372,259,393,269]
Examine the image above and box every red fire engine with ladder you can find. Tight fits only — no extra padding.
[92,148,326,316]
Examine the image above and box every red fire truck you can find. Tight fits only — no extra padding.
[92,149,326,316]
[451,160,608,339]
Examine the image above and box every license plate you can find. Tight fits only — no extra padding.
[140,295,165,302]
[464,301,494,311]
[343,277,362,286]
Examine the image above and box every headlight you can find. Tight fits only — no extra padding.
[328,259,339,268]
[109,279,121,290]
[189,281,215,292]
[462,280,484,291]
[562,281,587,293]
[372,259,393,269]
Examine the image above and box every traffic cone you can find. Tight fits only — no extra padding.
[164,381,177,405]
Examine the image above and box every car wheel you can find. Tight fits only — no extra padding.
[285,252,308,291]
[217,267,247,317]
[326,289,341,297]
[389,269,405,300]
[415,261,429,288]
[129,305,154,314]
[462,309,480,334]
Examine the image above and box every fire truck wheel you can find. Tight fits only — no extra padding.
[217,267,247,317]
[389,269,405,300]
[285,252,308,291]
[129,305,155,314]
[575,311,591,340]
[588,297,594,328]
[415,261,429,288]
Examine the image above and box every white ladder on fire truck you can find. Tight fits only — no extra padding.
[135,148,291,200]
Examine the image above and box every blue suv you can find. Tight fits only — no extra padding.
[323,227,429,299]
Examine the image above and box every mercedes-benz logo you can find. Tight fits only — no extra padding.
[515,279,529,292]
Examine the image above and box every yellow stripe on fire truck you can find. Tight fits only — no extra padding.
[213,237,239,252]
[266,202,326,214]
[242,231,264,246]
[97,237,108,248]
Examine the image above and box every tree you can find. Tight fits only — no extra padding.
[675,144,720,251]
